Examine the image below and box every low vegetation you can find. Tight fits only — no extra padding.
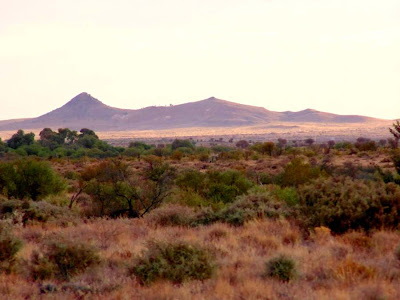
[132,241,215,284]
[30,240,100,281]
[0,223,22,272]
[0,124,399,299]
[265,255,298,282]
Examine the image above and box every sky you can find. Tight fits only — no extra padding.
[1,0,399,120]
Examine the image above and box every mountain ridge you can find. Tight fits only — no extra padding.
[0,93,387,131]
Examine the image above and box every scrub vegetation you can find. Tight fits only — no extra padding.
[0,125,400,299]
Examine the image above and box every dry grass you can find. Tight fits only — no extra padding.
[0,214,397,299]
[0,136,398,299]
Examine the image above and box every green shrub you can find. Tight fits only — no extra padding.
[0,223,22,271]
[0,138,6,154]
[30,250,57,280]
[81,159,175,218]
[132,241,215,284]
[7,130,35,149]
[334,141,352,150]
[205,170,253,204]
[298,177,400,233]
[63,170,78,180]
[280,158,322,187]
[265,255,298,282]
[39,241,100,280]
[273,187,299,206]
[259,173,273,185]
[175,169,253,206]
[170,189,217,209]
[171,139,195,150]
[0,159,65,201]
[175,169,206,193]
[251,142,275,156]
[193,187,291,227]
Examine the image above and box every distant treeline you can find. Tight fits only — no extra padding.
[0,127,399,160]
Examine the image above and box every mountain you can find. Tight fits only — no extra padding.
[0,93,385,131]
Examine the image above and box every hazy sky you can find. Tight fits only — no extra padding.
[1,0,399,120]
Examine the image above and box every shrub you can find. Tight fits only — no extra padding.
[298,177,400,233]
[171,189,217,209]
[355,140,378,152]
[193,187,291,226]
[30,251,57,280]
[334,259,375,282]
[251,142,275,156]
[0,199,77,226]
[171,139,194,150]
[280,158,322,187]
[0,223,22,271]
[22,201,77,225]
[81,159,175,218]
[205,170,253,204]
[63,170,78,180]
[171,150,183,161]
[334,162,382,180]
[33,241,100,280]
[6,130,35,149]
[273,187,299,206]
[175,169,253,206]
[334,141,352,150]
[259,173,272,185]
[132,241,215,284]
[197,152,210,162]
[175,169,206,193]
[0,138,6,154]
[0,159,65,201]
[145,205,196,227]
[265,255,298,282]
[236,140,250,149]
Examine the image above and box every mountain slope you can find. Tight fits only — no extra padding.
[0,93,385,131]
[1,93,132,131]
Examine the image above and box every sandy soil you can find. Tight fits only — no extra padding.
[0,121,393,144]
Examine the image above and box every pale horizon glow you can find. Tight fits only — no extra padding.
[1,0,399,120]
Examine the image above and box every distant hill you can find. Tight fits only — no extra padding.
[0,92,385,131]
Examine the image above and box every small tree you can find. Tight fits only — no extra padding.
[7,130,35,149]
[281,158,321,187]
[327,140,336,148]
[305,138,315,146]
[39,128,78,150]
[39,128,62,150]
[236,140,250,149]
[0,159,65,200]
[277,138,287,148]
[171,139,194,150]
[0,138,6,154]
[252,142,275,156]
[79,159,175,217]
[389,120,400,148]
[58,128,78,145]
